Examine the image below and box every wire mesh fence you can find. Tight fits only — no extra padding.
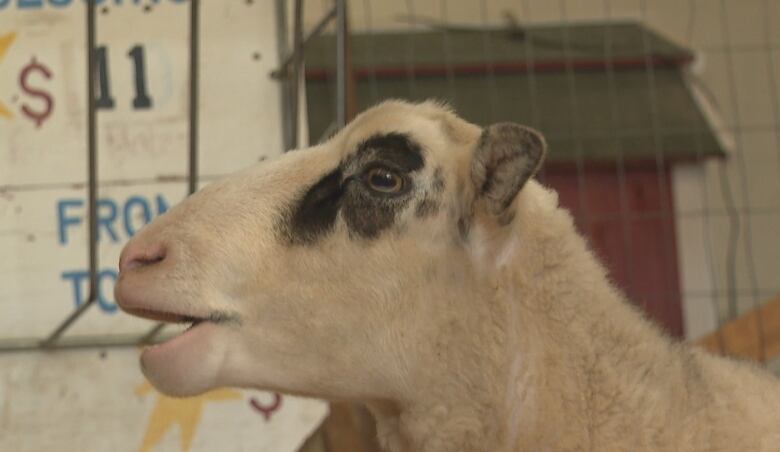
[4,0,775,369]
[0,1,777,451]
[291,2,780,449]
[0,0,204,352]
[299,0,780,375]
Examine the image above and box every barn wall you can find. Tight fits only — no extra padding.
[0,2,326,451]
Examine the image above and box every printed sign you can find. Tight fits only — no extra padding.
[0,2,327,451]
[0,349,327,452]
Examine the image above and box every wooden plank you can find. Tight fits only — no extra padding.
[696,295,780,362]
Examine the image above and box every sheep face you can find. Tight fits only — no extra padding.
[114,100,545,400]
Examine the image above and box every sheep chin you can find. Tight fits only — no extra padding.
[140,322,228,397]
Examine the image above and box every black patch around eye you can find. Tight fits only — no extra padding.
[284,168,344,245]
[342,192,399,240]
[356,133,424,173]
[280,133,426,245]
[328,132,425,240]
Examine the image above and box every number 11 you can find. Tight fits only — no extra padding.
[95,44,154,110]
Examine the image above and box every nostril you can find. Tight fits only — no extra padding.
[125,253,165,272]
[119,242,167,273]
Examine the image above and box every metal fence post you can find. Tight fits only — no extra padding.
[40,0,99,349]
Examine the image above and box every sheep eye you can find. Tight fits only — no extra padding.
[364,167,405,194]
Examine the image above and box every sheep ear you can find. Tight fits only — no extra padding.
[470,123,546,216]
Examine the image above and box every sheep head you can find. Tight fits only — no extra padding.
[114,100,546,401]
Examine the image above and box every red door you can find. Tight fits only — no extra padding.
[539,165,683,337]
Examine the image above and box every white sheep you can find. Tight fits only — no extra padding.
[115,100,780,452]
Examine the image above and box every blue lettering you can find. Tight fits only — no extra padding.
[57,194,171,245]
[62,268,118,313]
[97,269,118,313]
[0,0,10,9]
[62,270,89,308]
[50,0,71,7]
[155,194,169,214]
[123,196,152,238]
[97,198,119,243]
[18,0,43,8]
[57,199,84,245]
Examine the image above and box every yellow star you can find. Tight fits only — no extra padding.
[135,380,243,452]
[0,32,17,119]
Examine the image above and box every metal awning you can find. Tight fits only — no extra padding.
[304,21,726,164]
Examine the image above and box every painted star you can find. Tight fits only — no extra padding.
[0,32,16,119]
[135,380,243,452]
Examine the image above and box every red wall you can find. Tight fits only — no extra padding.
[539,165,684,337]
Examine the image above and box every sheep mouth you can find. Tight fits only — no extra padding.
[123,307,237,329]
[124,305,240,374]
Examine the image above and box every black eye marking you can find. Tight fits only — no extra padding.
[280,132,428,245]
[342,190,400,240]
[283,168,344,245]
[355,132,424,173]
[335,132,426,240]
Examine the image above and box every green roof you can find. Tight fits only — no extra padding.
[304,21,726,164]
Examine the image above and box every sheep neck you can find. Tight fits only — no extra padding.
[369,195,691,452]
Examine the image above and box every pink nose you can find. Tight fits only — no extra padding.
[118,240,167,273]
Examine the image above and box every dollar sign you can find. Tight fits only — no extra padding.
[19,57,54,128]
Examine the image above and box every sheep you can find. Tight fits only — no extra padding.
[114,100,780,452]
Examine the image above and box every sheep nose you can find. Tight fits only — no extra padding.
[118,240,167,273]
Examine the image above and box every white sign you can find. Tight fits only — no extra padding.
[0,2,327,450]
[0,348,326,452]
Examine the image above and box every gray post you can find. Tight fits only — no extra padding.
[335,0,347,128]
